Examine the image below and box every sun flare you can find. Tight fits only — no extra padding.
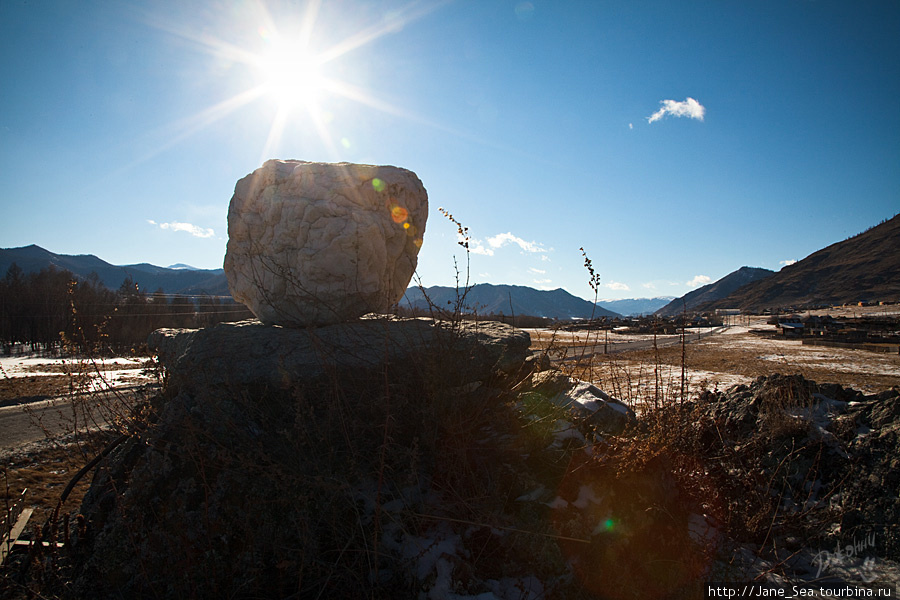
[256,39,327,112]
[138,1,447,165]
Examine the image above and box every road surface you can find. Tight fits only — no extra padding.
[0,388,150,453]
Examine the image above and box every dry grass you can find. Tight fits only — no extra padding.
[0,376,75,406]
[2,436,105,529]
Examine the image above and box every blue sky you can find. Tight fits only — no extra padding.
[1,0,898,301]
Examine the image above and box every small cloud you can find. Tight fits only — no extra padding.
[514,2,534,20]
[533,278,552,285]
[686,275,712,288]
[780,259,797,267]
[642,282,657,290]
[486,232,547,253]
[605,281,630,291]
[647,97,705,124]
[468,240,494,256]
[148,219,215,238]
[628,123,633,130]
[528,267,546,274]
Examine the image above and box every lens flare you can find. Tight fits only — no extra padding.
[390,204,409,223]
[371,177,385,192]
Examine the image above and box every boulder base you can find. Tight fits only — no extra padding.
[148,317,530,395]
[68,319,531,597]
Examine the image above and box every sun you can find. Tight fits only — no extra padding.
[137,1,448,165]
[255,38,327,112]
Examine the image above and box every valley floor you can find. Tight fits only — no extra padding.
[531,318,900,406]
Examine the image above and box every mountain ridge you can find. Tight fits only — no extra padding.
[0,245,229,296]
[598,296,675,316]
[655,267,775,316]
[701,214,900,311]
[0,246,620,319]
[401,283,621,319]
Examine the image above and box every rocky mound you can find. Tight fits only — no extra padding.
[54,335,897,598]
[683,375,900,582]
[62,318,636,598]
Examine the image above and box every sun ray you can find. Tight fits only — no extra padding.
[114,86,267,177]
[258,104,291,165]
[316,0,451,65]
[307,104,344,161]
[128,0,544,173]
[139,9,261,67]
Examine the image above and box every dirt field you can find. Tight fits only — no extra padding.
[534,318,900,405]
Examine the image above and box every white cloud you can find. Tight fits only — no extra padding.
[148,219,215,238]
[605,281,630,291]
[686,275,712,288]
[647,97,706,124]
[468,239,494,256]
[642,282,657,290]
[528,267,546,274]
[629,123,633,130]
[780,259,797,267]
[487,232,547,253]
[533,278,552,285]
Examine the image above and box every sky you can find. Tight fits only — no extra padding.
[1,0,898,302]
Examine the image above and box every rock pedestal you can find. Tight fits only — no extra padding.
[69,319,533,597]
[147,317,531,395]
[224,160,428,327]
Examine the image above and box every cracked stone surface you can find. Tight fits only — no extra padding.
[224,160,428,326]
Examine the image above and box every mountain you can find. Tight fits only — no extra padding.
[597,297,675,317]
[655,267,775,316]
[0,245,229,296]
[701,214,900,312]
[402,283,621,320]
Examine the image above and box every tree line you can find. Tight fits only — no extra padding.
[0,263,253,355]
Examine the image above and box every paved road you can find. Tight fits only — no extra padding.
[0,388,150,453]
[0,398,76,451]
[551,327,726,362]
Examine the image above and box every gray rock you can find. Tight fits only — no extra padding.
[517,369,635,435]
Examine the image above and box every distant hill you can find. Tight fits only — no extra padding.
[0,245,229,296]
[597,297,675,316]
[655,267,775,316]
[402,283,620,320]
[702,214,900,312]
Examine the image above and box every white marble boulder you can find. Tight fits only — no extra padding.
[224,160,428,326]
